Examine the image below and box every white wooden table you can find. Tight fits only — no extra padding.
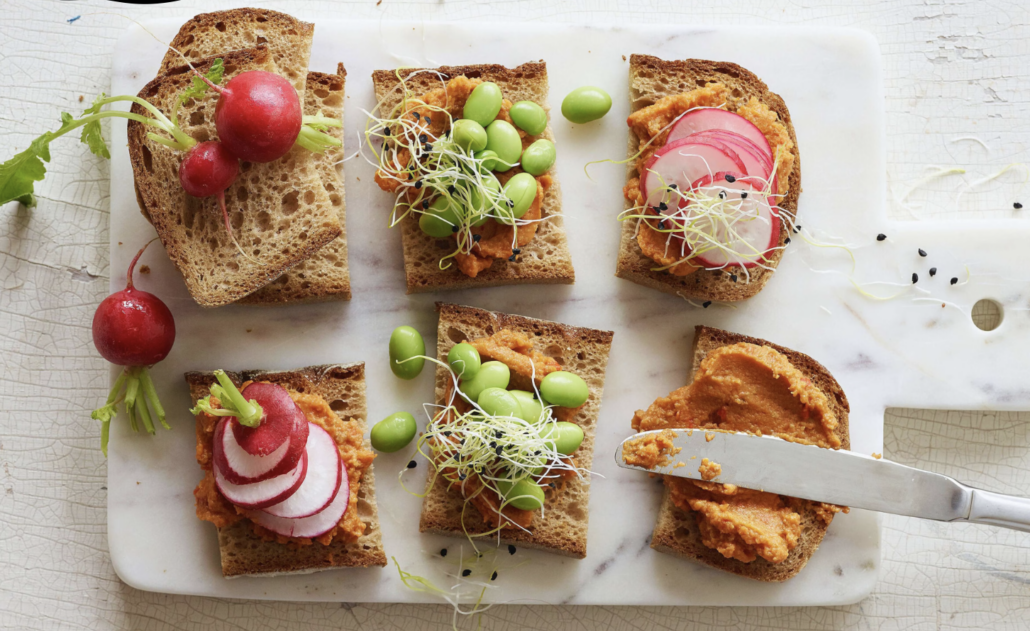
[2,0,1029,628]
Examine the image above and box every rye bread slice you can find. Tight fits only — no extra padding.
[239,65,351,304]
[371,62,575,293]
[128,48,341,307]
[648,325,850,582]
[419,303,613,558]
[617,55,801,302]
[185,363,386,577]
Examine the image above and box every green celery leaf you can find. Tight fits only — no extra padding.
[80,93,110,160]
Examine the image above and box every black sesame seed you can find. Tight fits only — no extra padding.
[458,473,466,480]
[668,184,678,190]
[929,267,937,277]
[384,128,392,137]
[508,544,517,555]
[462,569,472,577]
[419,134,428,143]
[451,225,459,233]
[508,254,517,262]
[912,273,918,284]
[495,430,503,438]
[440,548,448,557]
[657,220,666,229]
[658,202,668,211]
[785,237,791,245]
[443,431,452,436]
[489,441,497,449]
[1015,202,1024,209]
[407,460,417,469]
[702,301,712,308]
[740,191,748,199]
[491,571,498,581]
[730,274,738,282]
[513,248,522,255]
[413,113,420,121]
[724,174,736,183]
[876,233,887,241]
[448,185,456,194]
[421,199,429,209]
[424,143,433,152]
[473,234,481,242]
[507,199,514,207]
[718,191,727,199]
[918,248,927,257]
[414,180,423,189]
[495,446,503,455]
[950,277,959,285]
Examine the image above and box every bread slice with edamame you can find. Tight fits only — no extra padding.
[418,303,614,558]
[370,62,575,294]
[185,363,386,577]
[616,55,800,302]
[647,325,850,581]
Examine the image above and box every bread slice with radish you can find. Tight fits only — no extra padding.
[617,55,801,302]
[187,363,385,577]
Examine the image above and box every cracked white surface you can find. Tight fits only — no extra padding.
[2,0,1030,628]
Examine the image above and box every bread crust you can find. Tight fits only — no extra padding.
[648,326,849,581]
[185,363,386,577]
[418,303,614,558]
[370,62,575,293]
[617,55,801,302]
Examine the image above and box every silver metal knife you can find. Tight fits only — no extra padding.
[617,429,1030,533]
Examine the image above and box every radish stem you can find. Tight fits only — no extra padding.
[139,368,168,430]
[198,370,264,427]
[136,393,155,435]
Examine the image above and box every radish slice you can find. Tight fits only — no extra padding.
[214,450,308,509]
[687,130,774,183]
[232,382,300,456]
[667,108,773,160]
[640,140,745,209]
[261,423,343,519]
[248,462,351,539]
[214,414,308,485]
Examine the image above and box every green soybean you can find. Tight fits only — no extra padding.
[561,86,612,124]
[540,371,589,408]
[509,100,548,136]
[452,119,488,152]
[485,120,522,172]
[474,148,500,172]
[541,421,584,455]
[498,172,538,225]
[509,389,543,424]
[459,361,510,401]
[520,139,556,176]
[496,478,545,510]
[389,325,425,379]
[447,342,481,380]
[477,387,521,418]
[418,196,460,238]
[463,82,503,127]
[370,412,417,453]
[465,173,501,226]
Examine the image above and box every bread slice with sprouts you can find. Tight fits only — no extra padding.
[370,63,575,294]
[617,55,800,302]
[418,303,613,558]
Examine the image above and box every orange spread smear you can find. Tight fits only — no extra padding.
[470,329,562,383]
[622,429,680,470]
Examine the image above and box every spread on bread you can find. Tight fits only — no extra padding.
[370,74,555,278]
[627,343,846,565]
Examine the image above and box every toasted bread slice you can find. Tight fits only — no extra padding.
[419,303,613,558]
[648,326,850,581]
[128,48,341,307]
[239,65,351,304]
[185,363,386,577]
[158,8,314,97]
[617,55,801,302]
[371,62,575,293]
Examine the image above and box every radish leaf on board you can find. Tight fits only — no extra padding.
[178,57,224,107]
[80,93,111,160]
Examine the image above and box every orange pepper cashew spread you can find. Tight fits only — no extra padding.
[194,384,375,547]
[373,75,552,278]
[628,343,845,564]
[624,83,795,277]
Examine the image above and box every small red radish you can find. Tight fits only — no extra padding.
[213,71,303,163]
[248,463,351,538]
[262,423,342,519]
[90,240,175,455]
[213,412,309,484]
[176,140,254,261]
[214,450,308,509]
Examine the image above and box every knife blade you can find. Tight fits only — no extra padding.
[617,429,1030,532]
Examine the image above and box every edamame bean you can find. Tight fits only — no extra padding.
[389,325,425,379]
[498,172,538,225]
[561,86,612,124]
[474,149,500,172]
[462,82,503,127]
[418,196,460,238]
[485,120,522,172]
[540,421,584,455]
[451,119,488,152]
[370,412,417,453]
[477,387,521,418]
[520,139,556,176]
[540,371,589,408]
[466,173,501,225]
[447,342,481,380]
[509,390,543,424]
[509,100,548,136]
[459,361,510,401]
[496,478,545,510]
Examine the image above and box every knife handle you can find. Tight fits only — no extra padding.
[965,489,1030,533]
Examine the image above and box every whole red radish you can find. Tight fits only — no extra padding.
[179,141,239,198]
[214,71,303,163]
[91,240,175,456]
[190,370,301,458]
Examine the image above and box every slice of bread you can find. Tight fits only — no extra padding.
[371,62,575,293]
[185,363,386,577]
[420,303,614,558]
[617,55,801,302]
[128,48,341,307]
[648,325,850,581]
[239,65,351,304]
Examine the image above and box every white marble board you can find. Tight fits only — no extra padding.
[106,20,1030,606]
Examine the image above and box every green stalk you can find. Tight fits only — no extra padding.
[136,394,155,435]
[139,368,168,430]
[212,370,264,427]
[294,125,343,154]
[100,419,111,458]
[124,369,141,432]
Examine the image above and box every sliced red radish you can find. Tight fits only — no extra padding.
[667,108,773,160]
[213,414,309,484]
[231,381,300,456]
[214,450,308,509]
[687,130,774,183]
[248,461,351,539]
[261,423,342,519]
[639,140,745,209]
